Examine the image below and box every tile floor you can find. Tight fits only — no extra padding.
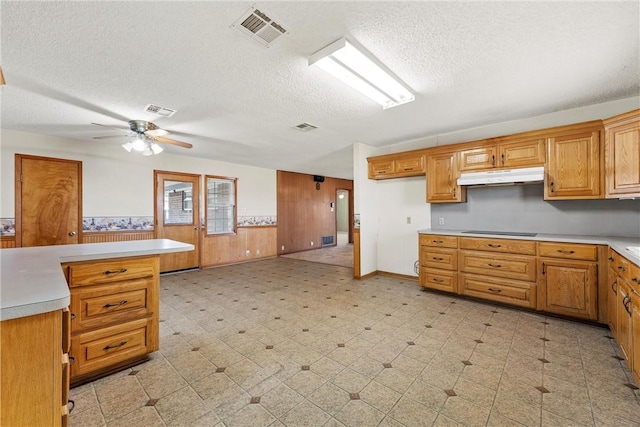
[70,258,640,427]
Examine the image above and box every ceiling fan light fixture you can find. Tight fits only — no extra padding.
[132,134,146,152]
[121,142,133,152]
[151,143,163,155]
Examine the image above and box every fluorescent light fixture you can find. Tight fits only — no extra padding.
[309,38,415,109]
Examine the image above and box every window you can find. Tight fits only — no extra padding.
[205,175,237,234]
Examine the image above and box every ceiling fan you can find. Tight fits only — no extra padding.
[92,120,193,155]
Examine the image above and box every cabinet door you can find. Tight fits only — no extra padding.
[368,159,395,179]
[605,115,640,197]
[617,279,633,362]
[539,259,598,320]
[459,146,497,171]
[394,153,426,176]
[545,130,602,199]
[608,267,619,338]
[427,152,466,203]
[498,138,546,168]
[632,288,640,384]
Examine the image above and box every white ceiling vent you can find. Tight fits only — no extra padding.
[144,104,177,117]
[233,7,288,48]
[293,123,317,132]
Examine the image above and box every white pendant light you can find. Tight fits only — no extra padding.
[132,133,146,151]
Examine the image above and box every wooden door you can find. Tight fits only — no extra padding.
[427,152,466,203]
[608,267,619,338]
[539,259,598,320]
[545,130,601,199]
[154,171,200,272]
[15,154,82,247]
[604,112,640,198]
[616,278,633,361]
[632,291,640,383]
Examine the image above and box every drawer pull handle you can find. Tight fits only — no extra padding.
[611,279,617,295]
[433,278,444,283]
[432,240,444,244]
[70,313,76,320]
[487,244,501,248]
[104,341,127,351]
[623,296,631,316]
[432,257,444,261]
[488,263,502,268]
[556,250,575,254]
[104,300,128,308]
[633,278,639,283]
[618,266,626,272]
[68,399,75,414]
[488,288,502,293]
[69,356,76,366]
[608,257,614,261]
[104,268,128,275]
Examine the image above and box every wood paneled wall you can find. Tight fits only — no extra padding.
[1,236,16,249]
[201,226,277,268]
[82,231,155,244]
[277,170,353,255]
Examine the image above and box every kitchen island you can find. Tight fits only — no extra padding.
[0,239,193,427]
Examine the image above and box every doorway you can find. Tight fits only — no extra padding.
[154,170,200,273]
[336,189,351,245]
[15,154,82,247]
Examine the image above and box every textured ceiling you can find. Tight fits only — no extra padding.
[1,1,638,179]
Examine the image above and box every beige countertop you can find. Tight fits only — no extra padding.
[417,229,640,267]
[0,239,193,321]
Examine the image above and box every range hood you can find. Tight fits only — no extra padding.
[457,166,544,186]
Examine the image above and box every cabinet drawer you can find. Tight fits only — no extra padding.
[70,318,152,377]
[609,249,631,280]
[460,274,536,308]
[420,247,457,270]
[66,256,158,287]
[70,279,152,333]
[460,251,536,281]
[419,234,458,249]
[395,155,425,174]
[420,268,457,293]
[460,237,535,255]
[538,242,598,261]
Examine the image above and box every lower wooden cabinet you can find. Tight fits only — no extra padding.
[419,234,458,293]
[632,291,640,384]
[1,309,68,427]
[538,259,598,320]
[62,255,160,385]
[608,266,619,337]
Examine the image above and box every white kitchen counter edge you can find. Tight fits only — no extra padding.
[417,229,640,267]
[0,239,193,321]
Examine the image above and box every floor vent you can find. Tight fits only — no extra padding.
[233,7,288,48]
[322,235,334,246]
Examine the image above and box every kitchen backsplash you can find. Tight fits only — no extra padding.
[0,215,277,236]
[431,184,640,237]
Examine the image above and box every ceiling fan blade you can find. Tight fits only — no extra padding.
[93,135,129,140]
[153,136,193,149]
[91,122,129,133]
[145,128,169,137]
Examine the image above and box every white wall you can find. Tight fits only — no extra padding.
[376,177,431,276]
[353,143,378,275]
[0,129,276,219]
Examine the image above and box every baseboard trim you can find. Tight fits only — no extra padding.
[377,271,419,281]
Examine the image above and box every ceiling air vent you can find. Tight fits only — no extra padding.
[144,104,177,117]
[293,123,317,132]
[233,7,288,48]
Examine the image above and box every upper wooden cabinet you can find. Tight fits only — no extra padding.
[367,151,426,179]
[427,151,466,203]
[604,109,640,198]
[545,127,602,200]
[459,138,546,172]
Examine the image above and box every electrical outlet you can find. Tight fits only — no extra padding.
[281,245,285,251]
[245,250,250,256]
[310,241,314,246]
[407,216,412,224]
[438,217,445,225]
[256,249,260,255]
